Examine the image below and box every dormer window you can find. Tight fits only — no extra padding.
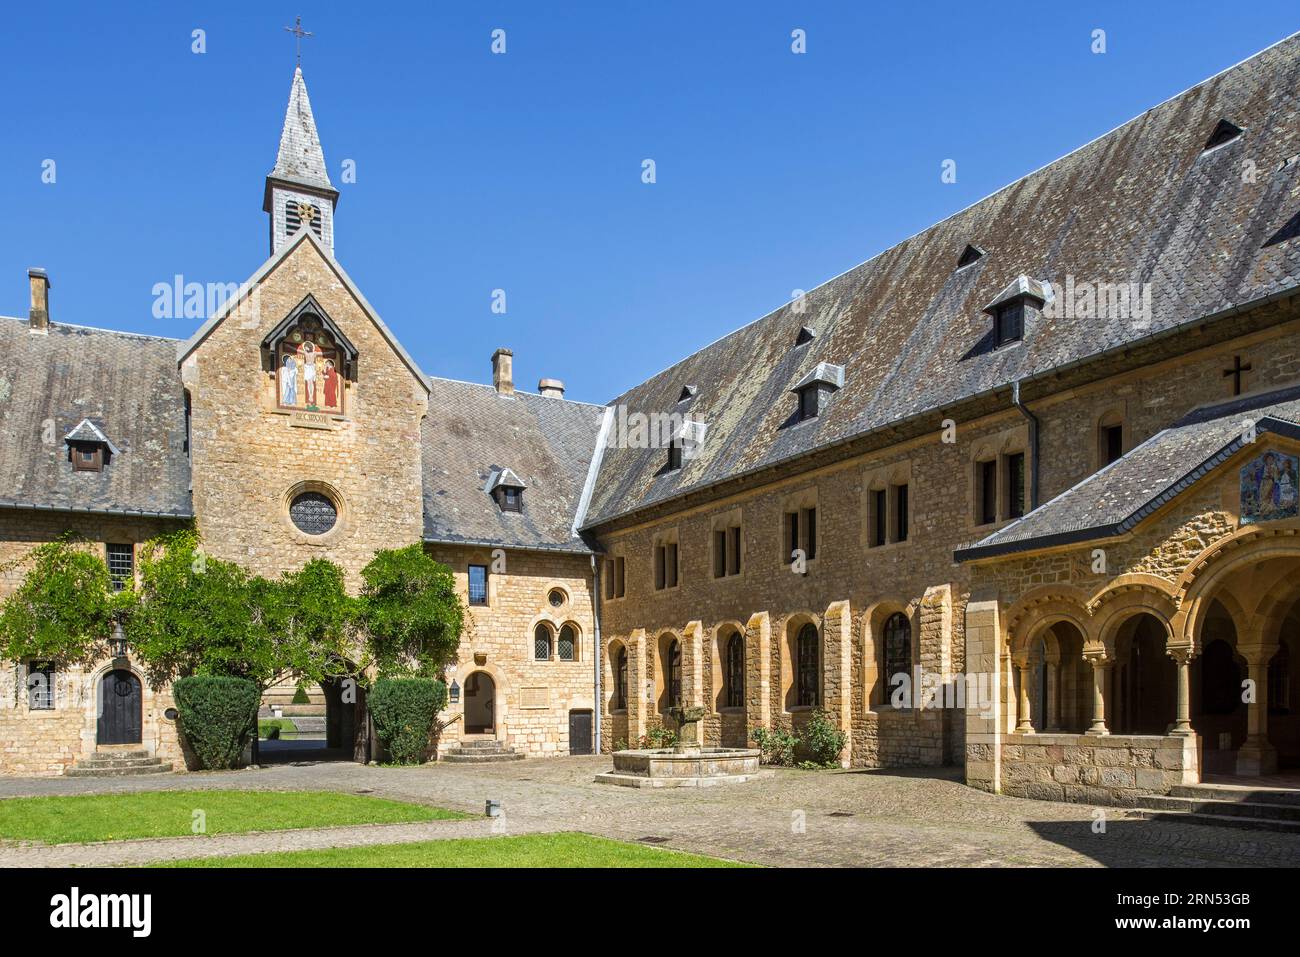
[993,301,1024,347]
[795,325,816,347]
[667,439,684,471]
[981,276,1049,350]
[790,362,844,422]
[677,385,697,403]
[486,467,526,513]
[64,419,119,473]
[956,244,985,270]
[1202,119,1243,153]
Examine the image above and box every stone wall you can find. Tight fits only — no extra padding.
[427,543,597,757]
[183,238,428,590]
[0,509,185,775]
[1000,733,1198,806]
[596,313,1300,773]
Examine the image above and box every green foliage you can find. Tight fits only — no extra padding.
[291,682,311,704]
[635,726,677,750]
[0,537,125,666]
[127,530,356,690]
[265,559,358,683]
[357,545,463,679]
[750,725,797,766]
[799,708,848,768]
[751,710,846,768]
[368,678,447,764]
[127,529,275,686]
[172,676,261,770]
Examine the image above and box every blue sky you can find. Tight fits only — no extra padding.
[2,2,1297,404]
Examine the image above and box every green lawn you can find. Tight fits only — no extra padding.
[159,832,752,868]
[0,790,468,844]
[258,718,298,738]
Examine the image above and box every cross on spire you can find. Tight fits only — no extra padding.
[284,15,313,67]
[1223,355,1253,396]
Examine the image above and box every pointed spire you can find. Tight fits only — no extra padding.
[270,68,333,192]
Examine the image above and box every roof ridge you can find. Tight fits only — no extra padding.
[1,314,181,343]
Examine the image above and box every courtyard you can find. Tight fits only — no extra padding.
[2,756,1299,868]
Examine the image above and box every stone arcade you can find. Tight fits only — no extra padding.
[3,37,1300,806]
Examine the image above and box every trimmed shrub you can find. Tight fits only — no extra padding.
[173,676,261,770]
[291,682,311,705]
[798,708,847,768]
[368,678,447,765]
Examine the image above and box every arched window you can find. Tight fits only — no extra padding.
[725,633,745,709]
[666,639,682,710]
[796,623,819,707]
[883,613,911,702]
[615,646,628,711]
[558,624,577,662]
[533,623,553,661]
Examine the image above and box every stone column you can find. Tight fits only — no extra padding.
[1237,646,1278,776]
[1169,647,1194,736]
[682,620,705,711]
[1044,660,1060,731]
[1085,652,1110,735]
[744,611,771,745]
[822,600,853,767]
[963,597,1003,794]
[626,629,647,746]
[1014,660,1034,733]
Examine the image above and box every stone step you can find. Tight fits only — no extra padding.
[1139,794,1300,822]
[65,762,174,778]
[457,738,507,749]
[1169,784,1300,807]
[84,748,150,760]
[80,754,165,767]
[440,751,525,763]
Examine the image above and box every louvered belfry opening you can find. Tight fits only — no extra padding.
[286,199,323,239]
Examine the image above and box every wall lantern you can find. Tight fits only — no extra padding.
[109,620,129,659]
[449,679,460,705]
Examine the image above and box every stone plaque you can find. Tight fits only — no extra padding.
[288,411,338,430]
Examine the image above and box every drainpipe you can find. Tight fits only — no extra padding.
[591,555,603,753]
[1011,379,1040,511]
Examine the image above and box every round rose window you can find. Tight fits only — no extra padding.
[289,491,338,535]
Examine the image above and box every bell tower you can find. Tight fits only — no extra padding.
[263,66,338,257]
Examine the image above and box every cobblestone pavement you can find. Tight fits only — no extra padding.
[3,757,1299,868]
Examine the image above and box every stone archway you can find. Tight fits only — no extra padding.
[1110,613,1177,735]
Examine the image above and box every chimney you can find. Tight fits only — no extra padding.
[491,348,514,395]
[28,268,50,333]
[538,378,565,399]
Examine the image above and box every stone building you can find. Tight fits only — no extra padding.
[3,35,1300,801]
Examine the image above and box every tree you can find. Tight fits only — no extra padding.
[357,545,463,679]
[126,528,277,687]
[0,537,123,666]
[263,558,358,685]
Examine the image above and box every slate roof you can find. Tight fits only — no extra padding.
[582,33,1300,528]
[0,317,193,517]
[421,378,608,553]
[268,67,334,193]
[954,385,1300,561]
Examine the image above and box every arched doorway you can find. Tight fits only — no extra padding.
[97,669,142,745]
[1111,614,1175,735]
[464,671,495,735]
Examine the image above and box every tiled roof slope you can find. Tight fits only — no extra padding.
[0,317,193,517]
[421,378,607,553]
[955,385,1300,561]
[583,33,1300,528]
